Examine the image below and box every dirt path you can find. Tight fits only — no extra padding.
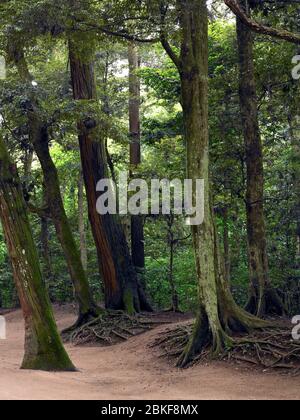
[0,306,299,400]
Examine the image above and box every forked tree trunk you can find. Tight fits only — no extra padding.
[68,39,152,313]
[11,47,99,326]
[162,0,266,367]
[0,136,75,371]
[128,42,145,271]
[236,2,284,316]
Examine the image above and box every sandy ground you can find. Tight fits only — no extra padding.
[0,306,299,400]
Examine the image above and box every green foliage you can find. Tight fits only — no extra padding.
[145,249,197,312]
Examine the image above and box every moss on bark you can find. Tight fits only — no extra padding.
[0,136,75,371]
[11,47,100,326]
[162,0,269,368]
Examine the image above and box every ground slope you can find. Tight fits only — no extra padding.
[0,306,299,400]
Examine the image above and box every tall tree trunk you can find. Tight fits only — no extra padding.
[236,1,284,316]
[23,146,33,188]
[78,170,88,271]
[161,0,266,368]
[0,136,75,371]
[128,42,145,271]
[167,214,179,312]
[10,47,99,326]
[40,210,53,287]
[68,39,152,313]
[222,207,231,283]
[289,113,300,263]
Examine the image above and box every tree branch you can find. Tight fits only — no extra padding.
[97,26,158,43]
[72,19,159,44]
[27,202,51,219]
[160,33,182,70]
[159,1,181,70]
[224,0,300,45]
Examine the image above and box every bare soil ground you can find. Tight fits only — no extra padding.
[0,305,300,400]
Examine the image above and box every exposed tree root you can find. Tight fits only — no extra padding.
[151,324,194,359]
[63,310,169,346]
[152,323,300,374]
[61,308,104,335]
[228,329,300,374]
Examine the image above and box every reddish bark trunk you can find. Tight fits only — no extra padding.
[69,40,152,312]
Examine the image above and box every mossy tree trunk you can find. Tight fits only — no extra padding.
[69,39,152,313]
[161,0,266,367]
[236,2,284,317]
[40,187,53,289]
[0,136,75,371]
[11,46,99,326]
[222,207,231,284]
[128,42,145,272]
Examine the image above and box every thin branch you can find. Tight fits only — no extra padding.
[159,2,181,70]
[160,33,181,70]
[0,112,20,142]
[224,0,300,45]
[72,19,159,44]
[97,26,158,43]
[173,233,192,243]
[27,202,51,219]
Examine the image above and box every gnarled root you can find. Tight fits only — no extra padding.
[61,306,104,335]
[152,322,300,374]
[174,298,271,368]
[63,310,166,346]
[228,329,300,373]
